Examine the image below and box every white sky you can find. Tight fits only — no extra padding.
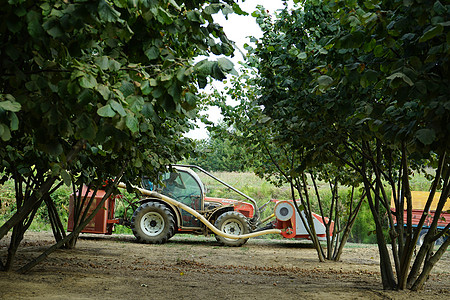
[185,0,291,140]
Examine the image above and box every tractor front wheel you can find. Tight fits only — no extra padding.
[131,202,175,244]
[215,211,250,247]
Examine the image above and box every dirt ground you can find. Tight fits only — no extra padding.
[0,232,448,300]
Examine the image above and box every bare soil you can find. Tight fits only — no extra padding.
[0,231,449,299]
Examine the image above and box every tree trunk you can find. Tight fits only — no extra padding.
[362,158,397,290]
[408,165,449,287]
[18,181,117,273]
[44,195,67,246]
[0,178,57,241]
[4,223,24,271]
[411,238,450,291]
[333,193,364,261]
[3,199,42,271]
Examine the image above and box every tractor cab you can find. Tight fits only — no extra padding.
[156,167,205,228]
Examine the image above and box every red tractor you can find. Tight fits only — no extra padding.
[68,165,332,246]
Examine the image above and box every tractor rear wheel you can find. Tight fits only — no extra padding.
[215,211,250,247]
[131,202,175,244]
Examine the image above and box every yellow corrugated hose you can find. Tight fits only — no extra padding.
[118,183,282,239]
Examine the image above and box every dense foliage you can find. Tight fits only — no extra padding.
[216,0,449,291]
[0,0,244,271]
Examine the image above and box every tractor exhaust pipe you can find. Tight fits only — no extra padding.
[118,183,281,240]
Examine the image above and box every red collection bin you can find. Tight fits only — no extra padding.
[67,186,117,234]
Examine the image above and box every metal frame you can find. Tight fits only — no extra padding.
[174,164,260,225]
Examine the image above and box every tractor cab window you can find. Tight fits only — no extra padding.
[161,169,203,228]
[161,170,202,205]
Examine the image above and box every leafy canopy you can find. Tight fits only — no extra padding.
[0,0,245,184]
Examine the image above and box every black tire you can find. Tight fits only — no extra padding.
[131,202,175,244]
[215,211,250,247]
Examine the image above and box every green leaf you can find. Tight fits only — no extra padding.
[97,84,111,100]
[197,75,207,88]
[43,142,63,156]
[184,92,197,108]
[204,4,221,15]
[98,0,121,22]
[110,100,127,117]
[79,74,97,89]
[97,104,116,117]
[213,63,226,80]
[386,72,413,86]
[140,81,152,95]
[10,113,19,131]
[46,25,64,38]
[419,25,443,43]
[95,56,109,70]
[26,10,44,38]
[7,17,22,33]
[168,82,181,103]
[149,78,158,86]
[0,124,11,141]
[317,75,333,89]
[373,45,384,57]
[157,7,173,24]
[119,81,135,97]
[414,81,427,94]
[145,46,159,60]
[126,115,139,133]
[217,57,234,72]
[127,95,144,113]
[61,170,71,186]
[364,69,378,85]
[187,10,202,23]
[160,72,173,81]
[433,1,446,15]
[0,100,21,112]
[108,59,121,71]
[298,52,307,60]
[232,3,248,16]
[195,60,214,76]
[168,0,181,11]
[142,102,157,120]
[176,67,187,82]
[80,125,96,140]
[416,128,436,145]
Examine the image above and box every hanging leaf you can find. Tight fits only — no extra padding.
[126,114,139,133]
[97,84,111,100]
[386,72,414,86]
[419,25,443,43]
[110,100,127,117]
[0,100,21,112]
[317,75,333,89]
[79,74,97,89]
[145,46,159,60]
[217,57,234,72]
[10,113,19,131]
[61,170,72,186]
[0,124,11,141]
[416,129,436,145]
[98,0,121,22]
[95,56,109,70]
[97,104,116,117]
